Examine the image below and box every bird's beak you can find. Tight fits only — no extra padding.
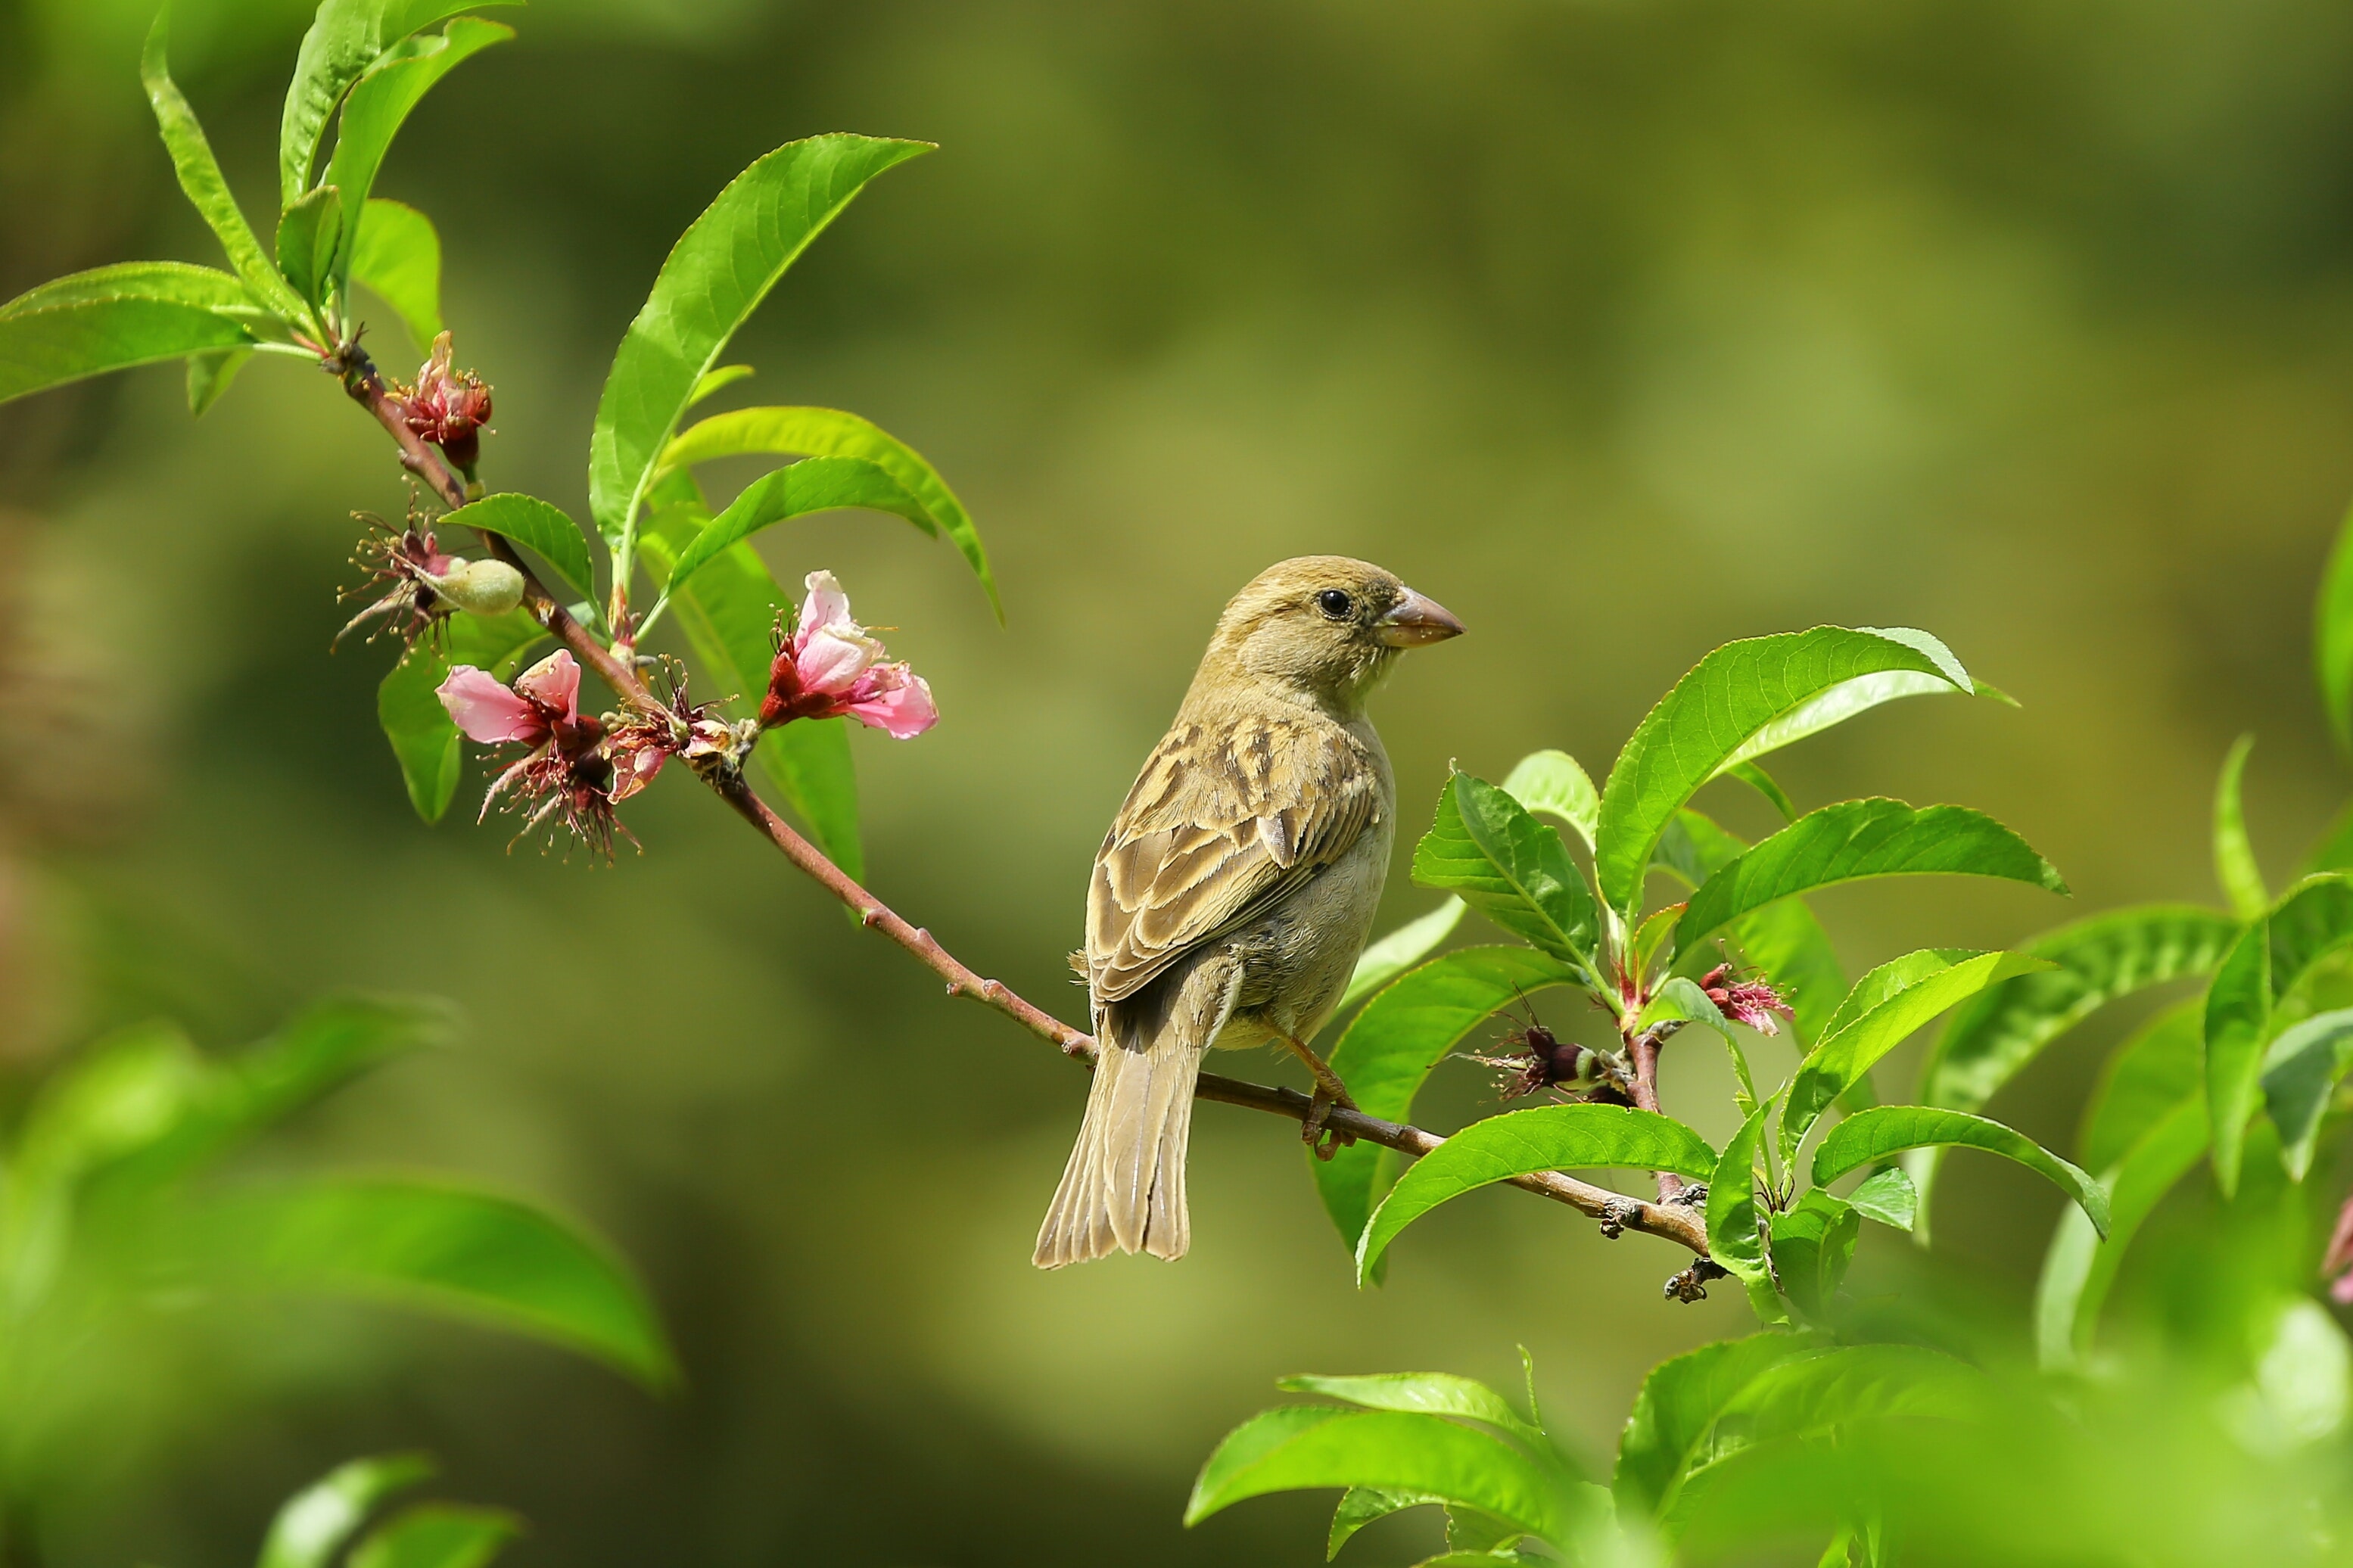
[1376,586,1465,648]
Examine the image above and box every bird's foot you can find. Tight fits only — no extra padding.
[1302,1084,1359,1160]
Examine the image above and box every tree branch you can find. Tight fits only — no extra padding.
[335,344,1713,1265]
[1626,1028,1685,1204]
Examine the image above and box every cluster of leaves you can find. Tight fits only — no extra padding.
[0,1,994,873]
[1317,624,2091,1317]
[0,996,670,1529]
[1194,512,2353,1565]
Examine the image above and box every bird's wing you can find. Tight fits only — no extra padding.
[1087,709,1381,1003]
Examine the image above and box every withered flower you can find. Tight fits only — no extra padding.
[335,510,524,649]
[1698,963,1796,1035]
[393,331,494,473]
[1462,1006,1620,1103]
[601,664,758,804]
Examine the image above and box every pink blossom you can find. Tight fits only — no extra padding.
[758,571,938,739]
[437,651,583,745]
[434,652,622,855]
[439,665,545,744]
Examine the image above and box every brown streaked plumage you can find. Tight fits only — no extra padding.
[1035,556,1464,1268]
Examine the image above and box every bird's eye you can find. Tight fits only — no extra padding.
[1316,589,1353,620]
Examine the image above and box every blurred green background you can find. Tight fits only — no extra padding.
[4,0,2353,1561]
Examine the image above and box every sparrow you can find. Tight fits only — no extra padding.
[1034,556,1464,1267]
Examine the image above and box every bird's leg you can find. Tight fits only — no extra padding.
[1280,1034,1358,1160]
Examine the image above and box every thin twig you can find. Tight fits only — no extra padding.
[335,345,1713,1265]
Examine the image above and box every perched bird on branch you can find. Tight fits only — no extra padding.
[1035,557,1464,1267]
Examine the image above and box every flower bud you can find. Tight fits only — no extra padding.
[427,557,526,618]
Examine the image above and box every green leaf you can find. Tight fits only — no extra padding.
[1914,906,2239,1122]
[280,0,521,209]
[1812,1106,2109,1238]
[661,406,997,618]
[1340,901,1468,1013]
[2,261,255,322]
[11,1021,208,1200]
[1664,1343,1988,1531]
[1445,1504,1533,1556]
[1707,1103,1773,1296]
[1312,948,1583,1262]
[257,1452,436,1568]
[349,198,443,354]
[186,345,250,413]
[1327,1487,1443,1560]
[110,996,453,1190]
[2319,499,2353,758]
[347,1504,520,1568]
[1357,1105,1717,1282]
[1677,800,2065,951]
[376,609,543,823]
[2267,873,2353,989]
[440,493,595,601]
[0,267,261,406]
[1733,901,1848,1047]
[1498,748,1600,852]
[2080,999,2204,1174]
[638,496,864,879]
[199,1174,674,1386]
[1411,773,1599,975]
[587,135,932,549]
[1769,1190,1860,1321]
[1784,951,2053,1158]
[1907,904,2236,1237]
[2214,735,2267,919]
[1594,627,1977,913]
[2259,1008,2353,1181]
[1615,1333,1817,1519]
[1186,1408,1577,1548]
[1660,810,1850,1046]
[688,363,755,406]
[275,185,345,311]
[658,456,934,601]
[2034,1093,2206,1370]
[1726,761,1797,823]
[1844,1166,1916,1230]
[2205,919,2272,1198]
[1279,1372,1553,1455]
[320,17,512,301]
[143,11,311,330]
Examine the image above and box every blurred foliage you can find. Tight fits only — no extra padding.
[8,0,2353,1563]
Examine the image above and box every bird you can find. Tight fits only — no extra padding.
[1034,556,1464,1268]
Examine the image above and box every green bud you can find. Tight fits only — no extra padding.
[428,557,526,618]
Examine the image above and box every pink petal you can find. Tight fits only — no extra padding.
[847,667,938,739]
[798,570,854,638]
[437,665,545,744]
[514,650,580,722]
[2325,1193,2353,1279]
[795,622,880,695]
[606,745,665,804]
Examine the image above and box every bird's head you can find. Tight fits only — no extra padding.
[1198,555,1464,714]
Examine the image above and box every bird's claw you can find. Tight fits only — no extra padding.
[1303,1084,1359,1160]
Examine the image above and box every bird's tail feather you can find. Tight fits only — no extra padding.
[1033,967,1228,1268]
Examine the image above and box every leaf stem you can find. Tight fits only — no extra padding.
[335,348,1711,1264]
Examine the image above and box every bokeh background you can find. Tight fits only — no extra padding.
[4,0,2353,1561]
